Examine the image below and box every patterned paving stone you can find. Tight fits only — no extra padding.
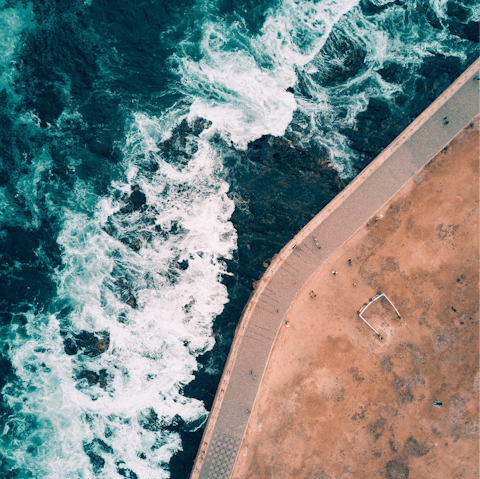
[199,434,242,479]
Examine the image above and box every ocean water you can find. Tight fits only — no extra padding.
[0,0,477,477]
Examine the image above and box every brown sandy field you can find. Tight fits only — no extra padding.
[231,120,479,479]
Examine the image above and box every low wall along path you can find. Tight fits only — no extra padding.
[190,58,480,479]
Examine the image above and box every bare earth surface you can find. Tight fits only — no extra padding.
[231,121,479,479]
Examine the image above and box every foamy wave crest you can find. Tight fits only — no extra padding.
[172,20,297,149]
[171,0,359,149]
[1,112,236,478]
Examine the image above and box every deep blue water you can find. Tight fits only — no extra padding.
[0,0,478,477]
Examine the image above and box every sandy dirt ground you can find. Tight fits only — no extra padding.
[231,120,479,479]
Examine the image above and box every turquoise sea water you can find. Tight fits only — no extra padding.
[0,0,478,477]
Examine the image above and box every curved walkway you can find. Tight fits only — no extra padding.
[190,58,480,479]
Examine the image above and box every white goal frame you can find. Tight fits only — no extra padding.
[357,293,401,339]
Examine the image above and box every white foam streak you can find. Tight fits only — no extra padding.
[428,0,449,19]
[261,0,360,66]
[173,0,360,149]
[176,29,297,148]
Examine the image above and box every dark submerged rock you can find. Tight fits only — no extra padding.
[86,452,105,474]
[76,331,110,357]
[64,338,78,356]
[159,118,212,167]
[83,438,113,474]
[311,32,367,88]
[78,369,108,389]
[114,279,138,308]
[120,185,147,214]
[64,331,110,357]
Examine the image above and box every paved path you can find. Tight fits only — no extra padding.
[190,58,480,479]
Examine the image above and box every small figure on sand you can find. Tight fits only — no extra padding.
[332,271,338,275]
[451,306,457,312]
[353,283,356,287]
[443,117,449,126]
[348,259,352,265]
[285,320,290,327]
[310,291,316,298]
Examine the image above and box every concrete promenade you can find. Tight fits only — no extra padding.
[190,58,480,479]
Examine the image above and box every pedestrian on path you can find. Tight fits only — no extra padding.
[310,291,316,298]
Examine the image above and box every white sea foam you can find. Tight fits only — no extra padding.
[2,110,236,477]
[428,0,459,20]
[173,0,360,150]
[173,21,298,149]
